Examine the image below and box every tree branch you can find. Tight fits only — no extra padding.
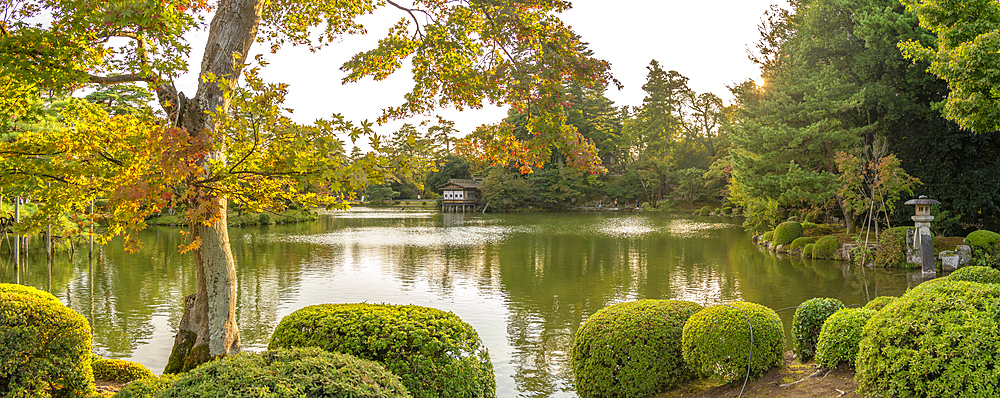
[385,0,432,38]
[88,74,152,85]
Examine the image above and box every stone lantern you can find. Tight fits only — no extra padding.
[904,195,941,275]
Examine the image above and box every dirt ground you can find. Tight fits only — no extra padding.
[655,351,859,398]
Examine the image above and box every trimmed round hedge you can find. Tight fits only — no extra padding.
[773,221,803,246]
[791,298,844,361]
[789,237,815,250]
[814,308,875,369]
[92,357,155,383]
[0,285,95,397]
[812,236,840,259]
[966,230,1000,268]
[948,265,1000,284]
[802,243,814,258]
[761,231,774,243]
[681,301,783,382]
[862,296,896,311]
[269,303,494,398]
[159,347,409,398]
[857,279,1000,397]
[698,206,711,216]
[572,300,703,398]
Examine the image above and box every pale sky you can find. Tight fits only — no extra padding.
[173,0,788,141]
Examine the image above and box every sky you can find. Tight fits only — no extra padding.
[173,0,789,141]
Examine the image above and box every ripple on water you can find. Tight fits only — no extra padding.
[664,219,736,238]
[275,225,513,247]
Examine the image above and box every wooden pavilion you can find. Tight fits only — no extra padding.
[437,179,481,212]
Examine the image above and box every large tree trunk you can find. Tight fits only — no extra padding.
[163,0,263,373]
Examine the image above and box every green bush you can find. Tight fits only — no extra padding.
[774,221,802,245]
[966,230,1000,268]
[572,300,703,398]
[681,301,784,383]
[791,298,844,361]
[159,347,410,398]
[857,279,1000,397]
[789,237,815,250]
[258,213,271,225]
[698,206,711,216]
[948,265,1000,284]
[269,303,494,398]
[0,285,95,396]
[92,357,155,383]
[862,296,896,311]
[115,374,178,398]
[761,231,774,243]
[812,236,840,259]
[873,227,912,268]
[814,308,875,369]
[721,206,732,215]
[802,243,815,258]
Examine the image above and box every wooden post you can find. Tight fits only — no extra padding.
[46,183,52,259]
[89,200,94,258]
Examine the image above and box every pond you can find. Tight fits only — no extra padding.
[0,209,924,397]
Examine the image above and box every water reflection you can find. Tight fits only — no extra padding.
[0,211,924,397]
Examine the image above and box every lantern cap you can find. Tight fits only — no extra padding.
[904,195,941,206]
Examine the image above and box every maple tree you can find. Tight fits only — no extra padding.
[0,0,614,373]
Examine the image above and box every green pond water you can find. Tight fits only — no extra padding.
[0,209,924,397]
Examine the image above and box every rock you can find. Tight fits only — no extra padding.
[956,245,972,266]
[940,252,960,271]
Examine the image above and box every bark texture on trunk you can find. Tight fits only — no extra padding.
[164,0,263,373]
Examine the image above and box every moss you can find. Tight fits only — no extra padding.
[773,221,803,246]
[163,330,207,375]
[802,243,815,258]
[762,231,774,243]
[789,237,815,250]
[802,223,843,238]
[812,236,841,259]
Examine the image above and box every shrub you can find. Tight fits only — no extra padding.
[0,285,95,396]
[812,236,840,259]
[761,231,774,243]
[773,222,803,246]
[873,227,912,268]
[115,374,178,398]
[948,265,1000,284]
[721,206,732,215]
[789,237,815,250]
[656,199,674,210]
[802,243,815,258]
[92,357,155,383]
[160,347,409,398]
[862,296,896,311]
[857,279,1000,397]
[814,308,875,369]
[791,298,844,361]
[698,206,711,216]
[572,300,703,398]
[681,302,784,383]
[269,303,494,398]
[966,229,1000,268]
[712,207,721,215]
[258,213,271,225]
[802,223,842,237]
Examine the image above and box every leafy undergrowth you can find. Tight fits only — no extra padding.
[147,209,316,226]
[654,351,859,398]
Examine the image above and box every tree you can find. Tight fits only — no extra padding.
[0,0,614,372]
[480,167,532,212]
[899,0,1000,133]
[425,155,472,193]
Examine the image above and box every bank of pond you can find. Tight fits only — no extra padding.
[3,264,999,398]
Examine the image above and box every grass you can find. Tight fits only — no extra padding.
[147,209,317,227]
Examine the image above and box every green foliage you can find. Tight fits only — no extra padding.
[814,308,876,369]
[698,206,711,216]
[812,236,841,259]
[791,298,845,361]
[480,167,532,212]
[365,185,401,203]
[159,347,410,398]
[114,375,178,398]
[966,230,1000,268]
[773,221,803,246]
[857,279,1000,397]
[721,205,732,214]
[0,286,95,397]
[789,237,815,250]
[571,300,703,398]
[426,156,472,193]
[802,223,842,237]
[268,303,494,398]
[835,151,920,234]
[681,302,784,383]
[740,198,781,235]
[92,358,155,383]
[948,266,1000,284]
[761,231,774,243]
[873,227,913,268]
[862,296,896,311]
[899,0,1000,134]
[802,243,815,258]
